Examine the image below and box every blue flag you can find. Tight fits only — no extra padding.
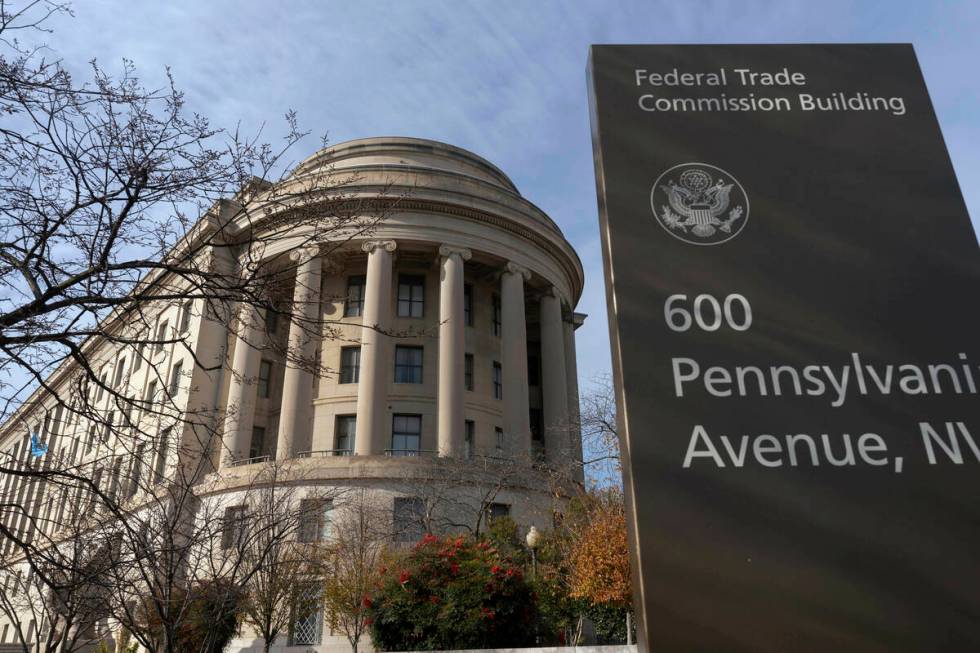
[30,434,48,458]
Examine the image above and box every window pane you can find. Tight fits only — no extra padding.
[391,414,421,456]
[340,347,360,384]
[298,498,332,543]
[492,294,501,336]
[265,309,278,335]
[489,502,510,522]
[397,275,424,317]
[336,416,355,453]
[169,361,183,396]
[289,582,323,645]
[250,427,266,459]
[394,346,423,384]
[464,420,474,459]
[258,360,273,398]
[155,427,171,483]
[393,497,425,542]
[344,275,366,317]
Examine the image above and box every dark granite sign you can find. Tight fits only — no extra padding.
[588,44,980,652]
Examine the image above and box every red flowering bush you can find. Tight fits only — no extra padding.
[366,534,536,650]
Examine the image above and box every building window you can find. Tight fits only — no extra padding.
[397,274,425,318]
[391,414,421,457]
[221,505,248,550]
[249,426,266,460]
[257,360,273,398]
[179,299,193,333]
[336,416,356,454]
[464,283,473,326]
[393,497,425,543]
[339,347,360,384]
[108,457,123,502]
[134,340,145,371]
[113,359,127,388]
[464,420,475,459]
[168,360,183,396]
[464,354,474,391]
[297,498,333,543]
[492,293,501,336]
[103,411,115,442]
[97,373,107,401]
[492,362,502,399]
[344,275,366,317]
[394,346,423,384]
[495,427,504,451]
[488,502,511,523]
[265,309,279,336]
[155,319,169,353]
[289,582,324,645]
[128,444,146,499]
[154,426,171,484]
[145,380,158,405]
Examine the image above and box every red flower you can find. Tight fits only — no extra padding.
[449,562,459,575]
[399,570,410,585]
[454,536,464,547]
[505,568,514,577]
[429,595,440,604]
[490,565,501,575]
[481,607,495,620]
[361,595,373,609]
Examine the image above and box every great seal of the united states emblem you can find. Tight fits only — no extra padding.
[650,163,749,245]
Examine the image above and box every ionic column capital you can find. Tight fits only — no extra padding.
[362,240,398,254]
[438,244,472,261]
[504,261,531,281]
[288,245,321,263]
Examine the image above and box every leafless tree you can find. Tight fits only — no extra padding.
[238,470,341,653]
[390,452,543,539]
[578,374,621,488]
[320,489,391,653]
[0,2,391,649]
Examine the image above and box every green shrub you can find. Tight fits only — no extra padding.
[367,534,536,651]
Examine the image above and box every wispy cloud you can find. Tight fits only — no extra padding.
[45,0,980,384]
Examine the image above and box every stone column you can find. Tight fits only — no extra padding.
[276,247,322,460]
[437,245,472,457]
[539,287,569,465]
[354,240,397,456]
[564,314,585,479]
[221,304,263,467]
[500,261,532,458]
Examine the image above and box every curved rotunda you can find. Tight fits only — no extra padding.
[0,137,586,651]
[215,137,586,493]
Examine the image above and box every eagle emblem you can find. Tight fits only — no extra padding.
[650,163,748,245]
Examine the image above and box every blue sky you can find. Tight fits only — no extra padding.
[46,0,980,392]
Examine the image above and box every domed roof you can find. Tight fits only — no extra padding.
[293,137,520,194]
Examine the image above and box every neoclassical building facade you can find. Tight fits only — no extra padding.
[218,138,585,471]
[0,137,585,650]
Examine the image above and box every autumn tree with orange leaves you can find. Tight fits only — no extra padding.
[567,488,634,643]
